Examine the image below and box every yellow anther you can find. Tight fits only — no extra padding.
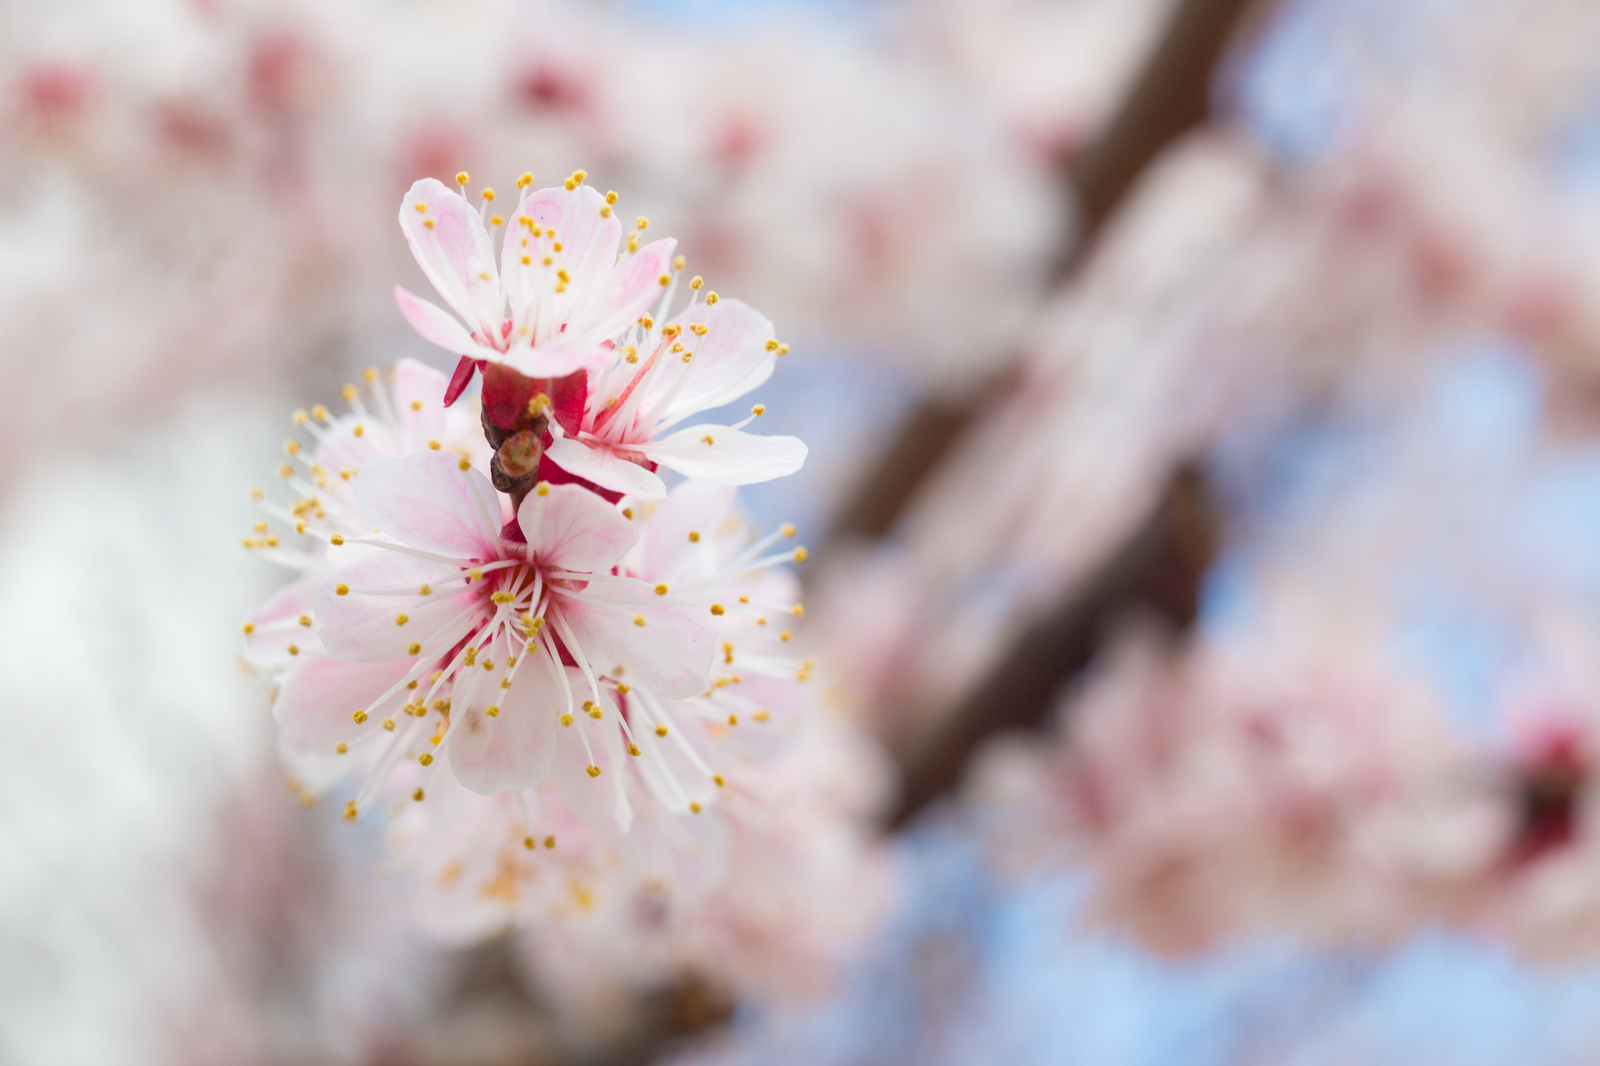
[254,520,269,533]
[284,438,301,456]
[414,202,428,213]
[552,242,562,252]
[463,647,477,666]
[427,439,441,451]
[777,343,789,356]
[481,187,495,202]
[604,190,618,204]
[331,534,346,546]
[276,463,293,480]
[339,468,353,481]
[628,234,638,252]
[334,585,351,599]
[658,274,670,286]
[589,707,602,719]
[688,531,701,543]
[352,709,369,724]
[287,643,300,656]
[396,613,409,626]
[544,835,556,849]
[343,800,357,821]
[485,704,499,717]
[295,520,306,534]
[264,535,280,547]
[491,591,515,604]
[500,678,512,689]
[353,424,364,437]
[623,507,634,519]
[753,710,770,722]
[535,481,550,496]
[524,835,535,850]
[335,742,348,754]
[617,683,631,696]
[655,724,669,737]
[560,712,575,727]
[623,345,639,364]
[689,275,703,290]
[419,752,433,766]
[636,216,649,230]
[713,774,726,787]
[363,367,377,384]
[250,487,264,500]
[490,215,504,226]
[689,801,702,814]
[482,660,493,671]
[690,323,708,336]
[639,314,654,329]
[700,433,714,442]
[654,584,669,596]
[780,630,793,642]
[458,457,471,471]
[794,547,809,563]
[585,764,601,778]
[423,219,435,229]
[298,614,312,628]
[407,641,421,655]
[792,603,805,617]
[311,404,330,422]
[628,743,641,756]
[455,171,470,187]
[705,291,719,305]
[382,718,395,730]
[710,604,725,616]
[673,342,686,354]
[522,254,531,265]
[557,268,570,283]
[739,595,749,603]
[467,569,483,582]
[413,788,425,802]
[633,615,646,627]
[727,714,738,726]
[765,339,780,352]
[517,171,534,188]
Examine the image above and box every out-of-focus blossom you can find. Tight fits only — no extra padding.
[969,351,1600,958]
[893,0,1178,166]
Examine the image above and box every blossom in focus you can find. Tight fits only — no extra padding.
[394,172,806,499]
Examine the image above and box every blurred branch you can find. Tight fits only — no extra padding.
[824,0,1272,549]
[886,465,1218,830]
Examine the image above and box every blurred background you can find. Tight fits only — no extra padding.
[13,0,1600,1062]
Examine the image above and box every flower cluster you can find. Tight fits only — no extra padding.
[242,174,825,897]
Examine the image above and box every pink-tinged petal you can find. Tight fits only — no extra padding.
[650,299,777,418]
[549,670,624,821]
[569,237,677,342]
[245,577,327,668]
[354,453,502,560]
[640,481,738,581]
[517,482,636,573]
[501,338,613,381]
[553,595,714,699]
[643,425,807,484]
[399,178,503,339]
[517,185,623,335]
[315,549,476,661]
[544,434,667,500]
[394,286,503,362]
[448,657,561,794]
[276,654,414,751]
